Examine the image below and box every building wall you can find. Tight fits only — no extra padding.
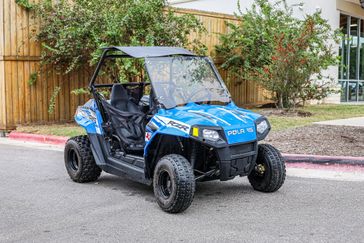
[169,0,242,15]
[170,0,341,25]
[338,0,364,17]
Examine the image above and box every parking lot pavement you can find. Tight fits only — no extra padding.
[1,142,364,243]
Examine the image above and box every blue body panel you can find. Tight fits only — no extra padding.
[145,102,260,146]
[75,100,262,156]
[75,99,104,135]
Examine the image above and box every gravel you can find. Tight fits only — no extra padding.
[266,125,364,157]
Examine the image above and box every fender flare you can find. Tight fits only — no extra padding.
[144,128,190,179]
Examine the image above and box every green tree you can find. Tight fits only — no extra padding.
[216,0,340,109]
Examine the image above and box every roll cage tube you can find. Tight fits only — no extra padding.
[88,48,130,91]
[88,46,196,90]
[87,47,231,115]
[87,48,146,122]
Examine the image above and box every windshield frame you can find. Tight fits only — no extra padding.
[145,56,231,109]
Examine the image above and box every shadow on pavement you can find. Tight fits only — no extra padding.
[95,173,257,205]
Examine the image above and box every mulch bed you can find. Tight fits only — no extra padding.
[258,109,313,117]
[266,125,364,157]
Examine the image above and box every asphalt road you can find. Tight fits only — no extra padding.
[1,141,364,243]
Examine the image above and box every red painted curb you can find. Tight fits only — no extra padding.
[8,132,69,146]
[282,153,364,166]
[286,162,364,173]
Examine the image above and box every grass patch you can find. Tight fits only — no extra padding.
[253,104,364,131]
[16,123,85,137]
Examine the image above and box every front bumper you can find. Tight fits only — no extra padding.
[216,141,257,181]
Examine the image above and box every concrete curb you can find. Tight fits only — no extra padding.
[8,132,69,146]
[282,153,364,166]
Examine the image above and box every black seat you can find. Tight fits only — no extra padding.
[110,84,141,113]
[104,83,145,154]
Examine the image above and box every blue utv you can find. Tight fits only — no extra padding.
[64,46,286,213]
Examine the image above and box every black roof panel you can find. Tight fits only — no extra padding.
[104,46,196,58]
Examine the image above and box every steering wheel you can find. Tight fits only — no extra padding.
[184,88,212,104]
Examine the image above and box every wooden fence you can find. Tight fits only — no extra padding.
[0,2,269,130]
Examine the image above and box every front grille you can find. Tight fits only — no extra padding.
[230,142,255,156]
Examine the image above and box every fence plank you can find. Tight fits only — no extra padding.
[5,61,13,126]
[30,61,38,122]
[4,0,11,56]
[0,0,4,57]
[0,61,6,129]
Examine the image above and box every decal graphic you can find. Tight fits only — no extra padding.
[233,110,255,121]
[217,108,247,124]
[227,129,245,136]
[147,120,159,131]
[188,110,231,126]
[247,127,254,133]
[145,132,152,142]
[167,120,190,132]
[227,127,255,136]
[154,116,191,133]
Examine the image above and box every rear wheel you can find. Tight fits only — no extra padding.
[64,135,101,183]
[153,154,195,213]
[248,144,286,192]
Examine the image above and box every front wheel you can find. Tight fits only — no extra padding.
[64,135,102,183]
[153,154,195,213]
[248,144,286,192]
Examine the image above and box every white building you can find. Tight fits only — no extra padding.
[170,0,364,103]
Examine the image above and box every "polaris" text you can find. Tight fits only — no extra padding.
[227,129,245,136]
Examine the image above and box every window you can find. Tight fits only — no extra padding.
[339,14,364,102]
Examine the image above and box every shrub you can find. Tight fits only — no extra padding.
[216,0,340,109]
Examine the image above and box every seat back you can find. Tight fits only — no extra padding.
[110,84,128,111]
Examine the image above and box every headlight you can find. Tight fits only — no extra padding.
[255,117,270,141]
[202,129,220,141]
[256,120,269,134]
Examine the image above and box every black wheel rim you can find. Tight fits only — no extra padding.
[68,149,79,171]
[158,170,173,199]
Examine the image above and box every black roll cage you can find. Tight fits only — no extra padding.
[88,46,231,118]
[88,46,198,121]
[88,46,197,91]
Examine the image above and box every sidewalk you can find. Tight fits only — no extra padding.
[314,117,364,127]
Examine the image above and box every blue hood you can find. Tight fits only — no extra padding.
[152,103,261,144]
